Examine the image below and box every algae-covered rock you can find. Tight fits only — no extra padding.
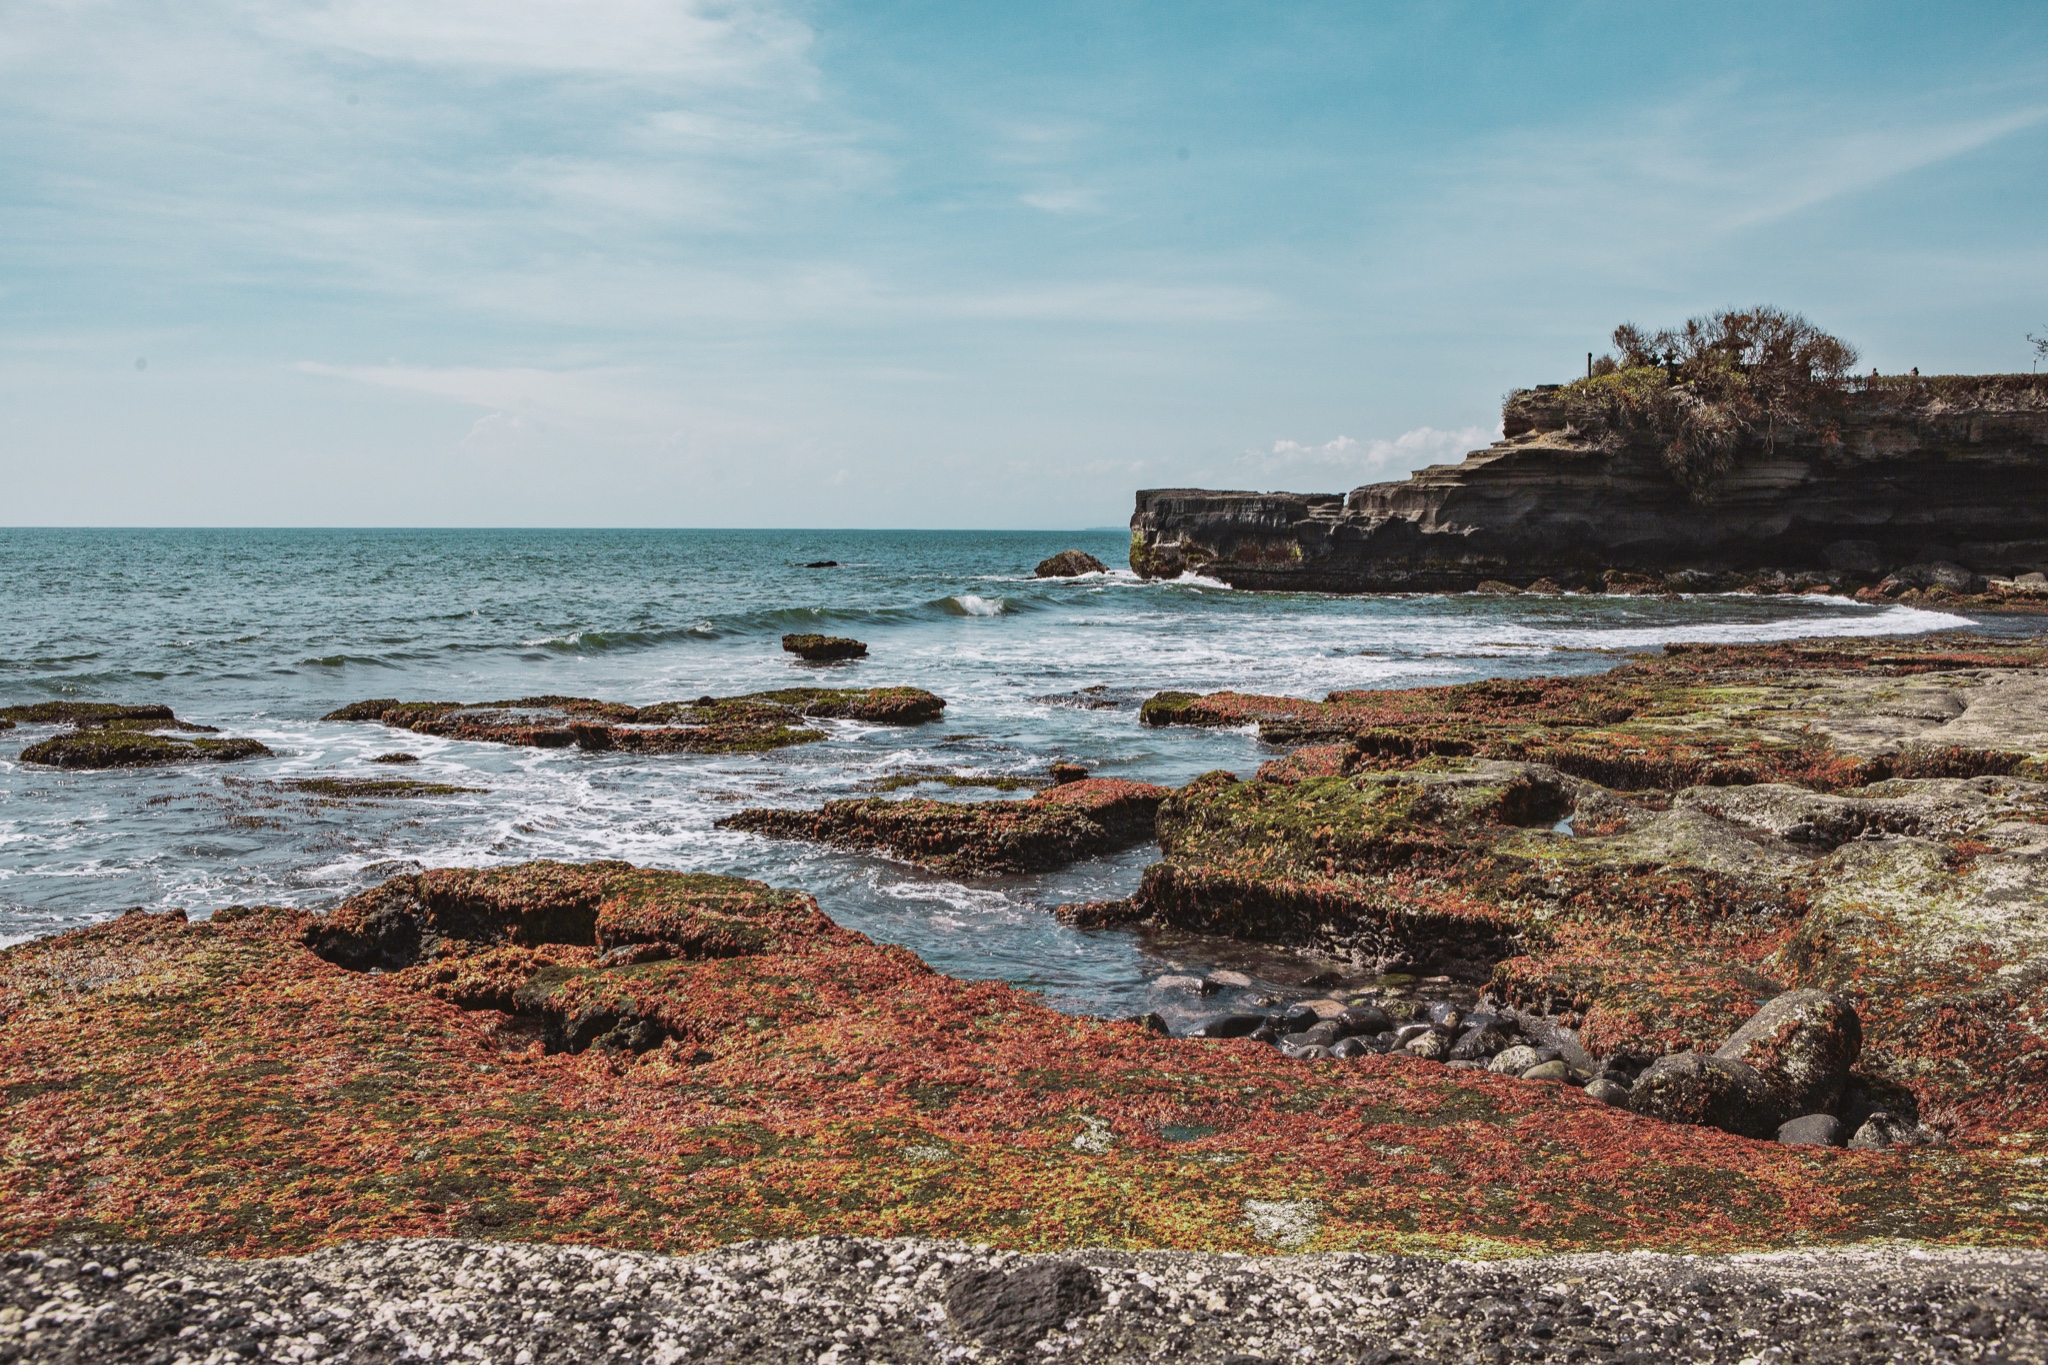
[9,704,272,769]
[720,777,1168,877]
[782,633,868,662]
[1629,1052,1787,1139]
[1713,989,1860,1117]
[1034,550,1108,578]
[325,687,944,755]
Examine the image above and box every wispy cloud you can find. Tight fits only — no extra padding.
[1234,425,1498,489]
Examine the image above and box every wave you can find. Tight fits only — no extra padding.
[299,653,400,669]
[515,623,719,654]
[931,594,1011,617]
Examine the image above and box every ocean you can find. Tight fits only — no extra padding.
[0,527,1982,1019]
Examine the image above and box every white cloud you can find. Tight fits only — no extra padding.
[1240,424,1496,488]
[271,0,812,79]
[1020,187,1103,214]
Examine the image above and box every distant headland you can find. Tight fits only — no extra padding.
[1132,309,2048,601]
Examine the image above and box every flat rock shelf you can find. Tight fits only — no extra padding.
[5,1237,2046,1364]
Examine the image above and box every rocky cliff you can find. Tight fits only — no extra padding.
[1131,374,2048,592]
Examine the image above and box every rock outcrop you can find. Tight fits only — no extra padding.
[326,688,944,755]
[782,633,868,661]
[1130,375,2048,592]
[3,702,272,768]
[719,777,1169,876]
[1035,549,1108,578]
[1101,634,2048,1146]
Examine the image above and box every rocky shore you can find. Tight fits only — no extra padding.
[8,630,2048,1358]
[1130,374,2048,593]
[8,1236,2046,1364]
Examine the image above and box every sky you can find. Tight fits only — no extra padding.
[2,1,2045,528]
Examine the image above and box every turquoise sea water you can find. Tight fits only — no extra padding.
[0,527,1987,1018]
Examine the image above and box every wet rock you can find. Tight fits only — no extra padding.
[1124,1013,1170,1035]
[801,559,838,568]
[1153,974,1215,995]
[1449,1024,1511,1062]
[1778,1115,1845,1147]
[1628,1052,1786,1139]
[1049,762,1090,784]
[1290,1021,1342,1048]
[1489,1045,1542,1077]
[720,778,1168,877]
[14,704,272,769]
[781,633,868,662]
[1338,1005,1392,1036]
[1207,969,1254,989]
[1280,1042,1331,1060]
[1713,989,1861,1116]
[1033,550,1108,578]
[1187,1013,1266,1039]
[1849,1111,1923,1151]
[329,688,944,756]
[1328,1037,1374,1059]
[1585,1078,1632,1106]
[370,752,419,764]
[1520,1060,1573,1083]
[944,1261,1101,1348]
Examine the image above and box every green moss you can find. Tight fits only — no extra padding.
[20,730,271,769]
[278,777,486,799]
[0,702,175,724]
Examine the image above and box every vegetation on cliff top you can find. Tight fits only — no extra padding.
[1559,307,1860,499]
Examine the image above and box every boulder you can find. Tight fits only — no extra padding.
[1712,989,1860,1117]
[782,633,867,662]
[1628,1052,1786,1139]
[1520,1059,1573,1083]
[1034,550,1108,578]
[1777,1115,1844,1147]
[1848,1111,1923,1151]
[1585,1078,1632,1107]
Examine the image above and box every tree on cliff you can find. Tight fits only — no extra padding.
[1577,307,1858,500]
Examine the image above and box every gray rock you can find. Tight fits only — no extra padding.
[1778,1114,1845,1147]
[1520,1059,1572,1083]
[1327,1037,1372,1059]
[947,1261,1102,1347]
[1402,1030,1451,1062]
[1280,1042,1332,1060]
[1849,1111,1923,1151]
[1714,989,1861,1116]
[1449,1024,1511,1062]
[1585,1078,1632,1107]
[1489,1045,1542,1076]
[1154,974,1216,995]
[1629,1052,1788,1139]
[1187,1013,1267,1039]
[1207,970,1254,989]
[1337,1005,1392,1036]
[1392,1022,1435,1046]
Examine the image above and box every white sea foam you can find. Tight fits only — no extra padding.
[950,594,1006,616]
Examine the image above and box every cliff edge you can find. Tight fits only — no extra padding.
[1131,374,2048,593]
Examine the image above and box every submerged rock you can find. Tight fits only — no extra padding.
[1034,549,1107,578]
[782,633,868,661]
[719,777,1168,877]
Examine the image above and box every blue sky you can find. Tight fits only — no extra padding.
[2,1,2044,527]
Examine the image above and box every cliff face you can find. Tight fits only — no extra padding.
[1131,375,2048,592]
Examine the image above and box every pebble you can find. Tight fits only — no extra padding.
[1520,1059,1573,1083]
[9,1236,2048,1363]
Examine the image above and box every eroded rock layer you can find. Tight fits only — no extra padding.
[1131,375,2048,592]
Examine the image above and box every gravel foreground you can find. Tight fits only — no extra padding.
[4,1236,2046,1364]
